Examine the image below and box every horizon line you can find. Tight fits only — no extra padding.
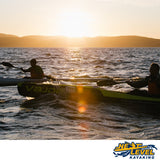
[0,32,160,40]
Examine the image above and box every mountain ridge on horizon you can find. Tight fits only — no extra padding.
[0,33,160,47]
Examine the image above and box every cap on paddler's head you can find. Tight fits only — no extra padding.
[30,59,37,66]
[30,59,36,64]
[150,63,160,76]
[150,63,159,71]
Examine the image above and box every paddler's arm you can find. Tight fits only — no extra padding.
[21,67,31,72]
[127,78,148,88]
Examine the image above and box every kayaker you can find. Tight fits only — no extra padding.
[21,59,44,79]
[127,63,160,96]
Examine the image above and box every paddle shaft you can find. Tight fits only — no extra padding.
[1,62,137,85]
[97,79,126,86]
[1,62,109,82]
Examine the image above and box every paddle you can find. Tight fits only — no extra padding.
[97,79,125,86]
[1,62,113,82]
[1,62,19,68]
[97,77,143,86]
[45,75,111,82]
[2,61,140,85]
[1,62,56,81]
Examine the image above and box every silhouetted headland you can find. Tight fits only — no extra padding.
[0,33,160,47]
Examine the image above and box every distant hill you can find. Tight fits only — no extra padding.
[0,33,160,47]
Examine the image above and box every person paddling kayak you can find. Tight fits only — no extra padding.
[127,63,160,96]
[21,59,44,79]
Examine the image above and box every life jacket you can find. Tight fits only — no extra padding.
[148,77,160,95]
[30,66,44,79]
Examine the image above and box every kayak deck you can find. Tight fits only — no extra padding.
[17,82,160,105]
[99,89,160,103]
[0,77,47,86]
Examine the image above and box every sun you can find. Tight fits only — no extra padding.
[59,11,90,37]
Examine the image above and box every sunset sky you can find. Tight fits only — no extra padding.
[1,0,160,38]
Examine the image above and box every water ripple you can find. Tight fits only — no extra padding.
[1,48,160,139]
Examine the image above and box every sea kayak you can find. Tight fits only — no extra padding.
[0,77,46,86]
[0,77,112,86]
[17,82,160,105]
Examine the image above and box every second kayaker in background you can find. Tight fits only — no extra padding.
[21,59,44,79]
[127,63,160,96]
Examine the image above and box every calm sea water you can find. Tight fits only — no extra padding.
[1,47,160,139]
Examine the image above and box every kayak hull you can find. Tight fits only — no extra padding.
[17,83,103,103]
[17,82,160,105]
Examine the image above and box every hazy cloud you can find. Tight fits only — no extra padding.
[96,0,160,7]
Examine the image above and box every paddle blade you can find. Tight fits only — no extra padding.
[97,79,117,86]
[1,62,15,68]
[45,75,56,81]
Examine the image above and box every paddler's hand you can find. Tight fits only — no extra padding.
[126,80,139,88]
[45,75,56,81]
[20,68,24,72]
[126,80,133,86]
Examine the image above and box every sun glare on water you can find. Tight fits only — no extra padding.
[59,11,90,37]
